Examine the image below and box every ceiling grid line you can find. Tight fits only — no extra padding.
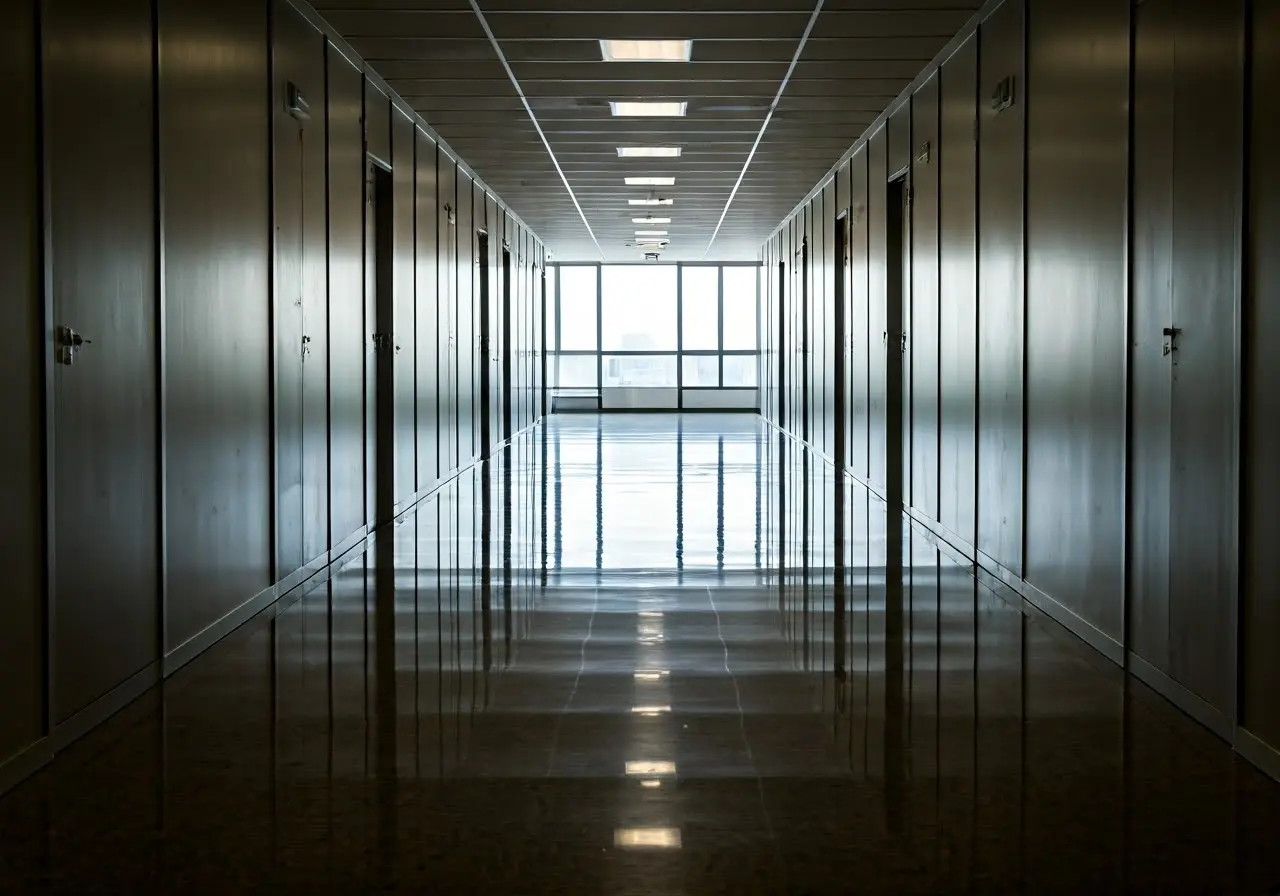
[466,0,606,260]
[316,0,985,261]
[700,0,824,260]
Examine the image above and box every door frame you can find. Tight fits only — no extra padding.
[368,159,395,527]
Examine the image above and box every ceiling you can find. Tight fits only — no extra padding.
[312,0,983,261]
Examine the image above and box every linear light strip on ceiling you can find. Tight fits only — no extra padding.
[466,0,604,260]
[700,0,825,260]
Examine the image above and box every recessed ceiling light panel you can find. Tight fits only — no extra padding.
[617,146,682,158]
[629,198,675,206]
[635,230,668,237]
[632,217,672,224]
[625,176,675,186]
[610,101,687,118]
[600,40,692,62]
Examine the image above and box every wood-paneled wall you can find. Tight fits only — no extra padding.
[760,0,1280,782]
[0,0,544,795]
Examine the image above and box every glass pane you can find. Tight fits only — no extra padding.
[722,355,758,387]
[601,265,677,350]
[602,354,677,388]
[546,265,558,351]
[682,355,719,387]
[722,266,759,350]
[680,266,718,349]
[554,354,598,388]
[559,266,597,350]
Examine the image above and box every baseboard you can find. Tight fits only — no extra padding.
[162,582,278,677]
[51,660,162,752]
[903,508,977,572]
[1235,726,1280,783]
[277,549,329,597]
[1127,652,1235,742]
[0,738,52,797]
[1021,578,1125,666]
[331,524,368,563]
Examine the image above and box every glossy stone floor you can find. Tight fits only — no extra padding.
[3,413,1280,893]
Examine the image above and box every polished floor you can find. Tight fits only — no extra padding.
[2,413,1280,893]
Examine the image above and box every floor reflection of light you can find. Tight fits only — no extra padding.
[615,827,681,849]
[625,760,676,776]
[634,670,670,681]
[631,705,672,715]
[640,779,662,789]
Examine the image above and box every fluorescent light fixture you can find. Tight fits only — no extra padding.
[610,102,687,118]
[617,146,682,158]
[634,670,670,681]
[600,40,692,62]
[615,828,682,849]
[625,176,676,186]
[641,779,663,789]
[636,230,669,237]
[632,217,672,224]
[629,198,674,206]
[625,760,676,776]
[632,705,672,714]
[638,610,664,618]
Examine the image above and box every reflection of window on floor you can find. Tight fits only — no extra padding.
[603,354,676,388]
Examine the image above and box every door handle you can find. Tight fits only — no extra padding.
[56,326,91,366]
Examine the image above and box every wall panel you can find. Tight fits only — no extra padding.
[415,128,439,490]
[1131,0,1244,715]
[1130,0,1175,673]
[456,173,475,464]
[161,0,272,651]
[805,202,816,447]
[1244,0,1280,753]
[823,180,837,460]
[867,126,888,494]
[438,156,458,473]
[46,0,159,722]
[849,146,870,482]
[910,72,941,521]
[889,101,912,506]
[485,194,499,448]
[976,0,1026,574]
[1024,0,1129,644]
[1164,0,1243,714]
[938,34,978,547]
[0,0,43,767]
[392,107,416,506]
[327,43,366,548]
[273,0,328,575]
[364,80,390,169]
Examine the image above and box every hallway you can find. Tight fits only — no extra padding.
[1,414,1279,893]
